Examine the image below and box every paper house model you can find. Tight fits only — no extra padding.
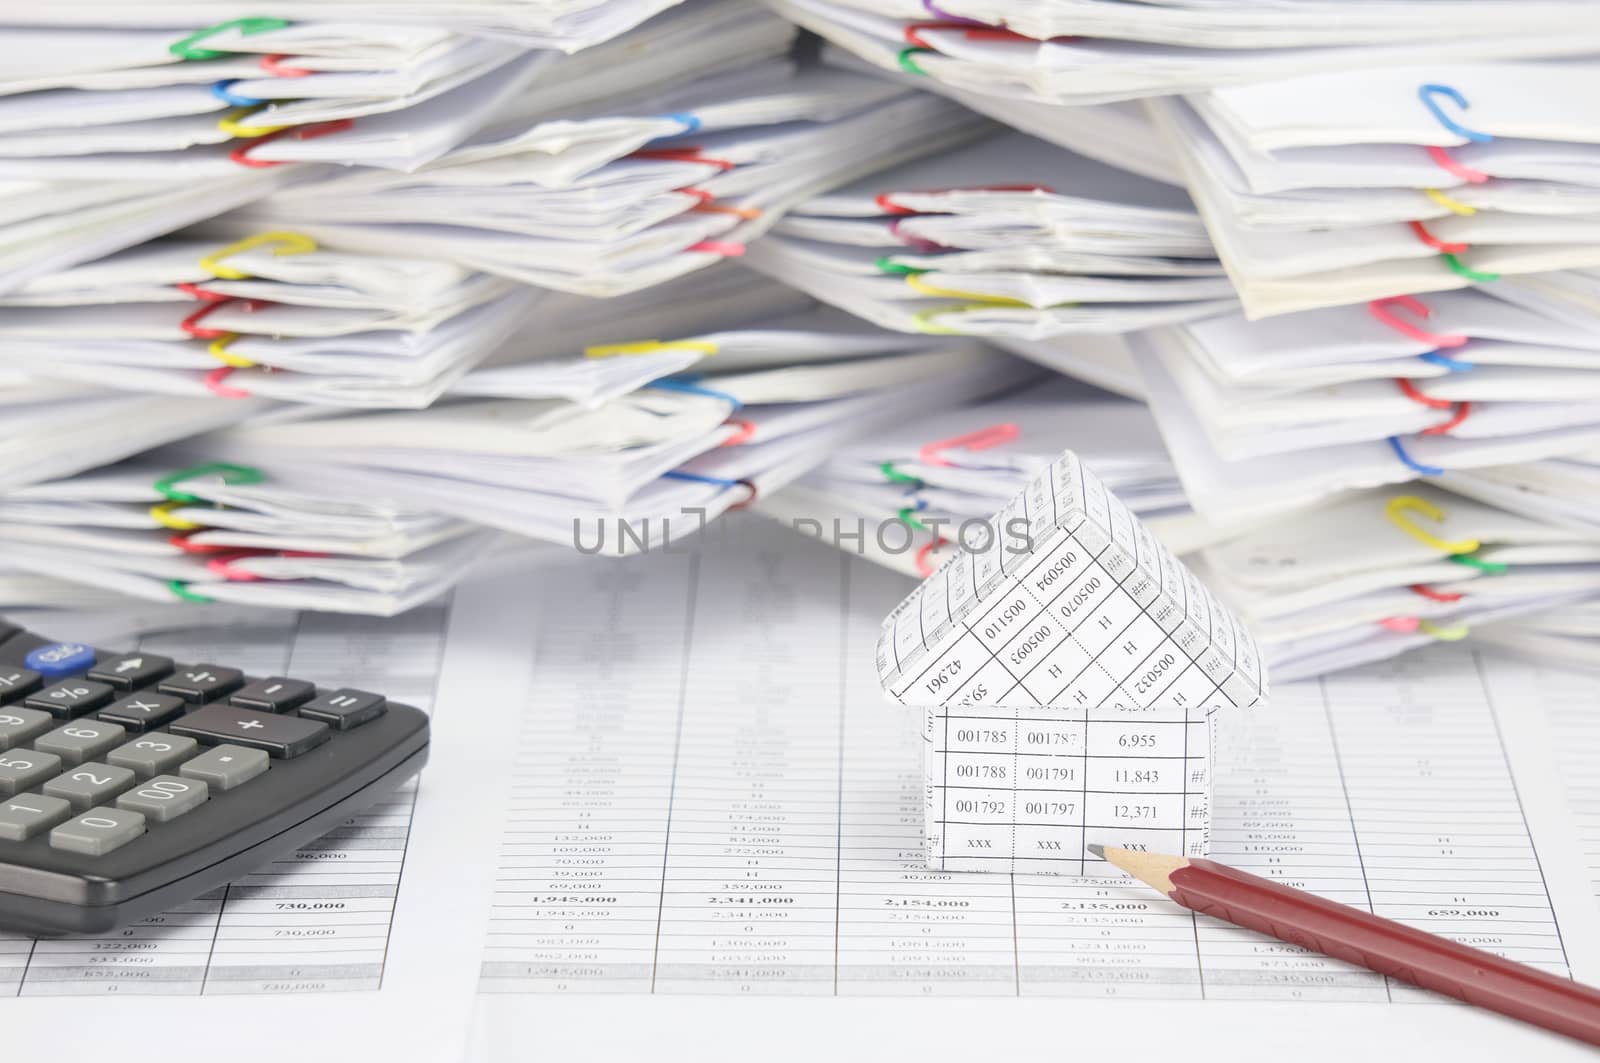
[876,451,1266,875]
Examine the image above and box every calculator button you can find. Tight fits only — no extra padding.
[0,707,52,751]
[299,688,386,730]
[179,745,268,791]
[0,621,19,645]
[231,677,315,713]
[116,775,208,823]
[34,720,126,766]
[159,666,244,704]
[23,643,95,678]
[0,793,71,841]
[24,680,115,720]
[98,693,186,732]
[44,762,137,813]
[0,668,42,706]
[87,654,174,692]
[49,807,145,856]
[108,734,199,779]
[0,750,61,797]
[172,705,329,759]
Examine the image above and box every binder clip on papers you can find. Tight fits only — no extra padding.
[875,451,1267,874]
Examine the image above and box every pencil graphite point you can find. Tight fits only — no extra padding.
[1086,843,1105,858]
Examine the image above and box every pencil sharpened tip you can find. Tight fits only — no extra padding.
[1086,843,1105,859]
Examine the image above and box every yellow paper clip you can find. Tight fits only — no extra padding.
[199,231,317,280]
[1424,188,1477,217]
[909,303,990,335]
[216,105,291,139]
[584,339,719,359]
[1419,619,1470,642]
[207,334,257,368]
[1383,495,1480,555]
[905,272,1030,307]
[149,501,202,531]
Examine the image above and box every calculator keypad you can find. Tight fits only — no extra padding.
[0,640,391,861]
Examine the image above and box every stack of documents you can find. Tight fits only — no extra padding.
[0,249,815,408]
[222,58,989,296]
[1131,284,1600,527]
[766,0,1600,105]
[178,340,1041,553]
[1149,65,1600,317]
[744,129,1234,339]
[757,373,1211,576]
[0,459,509,614]
[1193,483,1600,678]
[0,2,717,293]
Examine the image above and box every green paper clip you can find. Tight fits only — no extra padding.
[154,462,265,504]
[897,506,928,531]
[1441,252,1500,284]
[168,580,213,604]
[1448,553,1508,575]
[170,17,289,61]
[874,257,928,276]
[880,461,923,487]
[896,47,930,76]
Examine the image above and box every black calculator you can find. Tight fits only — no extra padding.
[0,619,429,935]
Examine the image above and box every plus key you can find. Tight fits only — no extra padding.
[170,704,330,758]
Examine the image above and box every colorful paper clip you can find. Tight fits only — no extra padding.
[260,54,312,77]
[199,231,316,280]
[1419,351,1474,373]
[1407,220,1468,254]
[583,338,719,359]
[216,106,290,139]
[1383,495,1479,554]
[880,461,924,488]
[169,17,288,61]
[1379,616,1420,634]
[179,298,269,340]
[155,462,265,504]
[1419,619,1471,641]
[1441,253,1500,284]
[1368,295,1468,348]
[897,47,931,76]
[728,479,759,511]
[149,501,202,532]
[230,118,353,167]
[685,241,745,257]
[918,423,1018,467]
[914,537,948,577]
[720,420,756,447]
[167,581,214,604]
[648,376,742,408]
[204,366,253,398]
[919,0,987,27]
[206,554,264,582]
[1418,84,1495,144]
[1424,146,1489,184]
[1410,584,1464,603]
[1423,187,1476,217]
[904,272,1030,306]
[1394,377,1453,410]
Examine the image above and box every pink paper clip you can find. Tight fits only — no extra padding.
[914,536,948,577]
[1425,146,1489,184]
[888,218,946,252]
[686,241,745,257]
[205,552,267,581]
[203,366,252,398]
[1379,616,1421,633]
[1368,295,1469,348]
[917,422,1018,467]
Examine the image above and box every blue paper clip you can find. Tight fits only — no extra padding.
[660,112,700,135]
[210,79,266,107]
[1387,436,1445,476]
[662,470,737,487]
[649,376,742,409]
[1418,84,1494,143]
[1419,351,1473,373]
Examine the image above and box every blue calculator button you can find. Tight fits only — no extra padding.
[23,643,97,678]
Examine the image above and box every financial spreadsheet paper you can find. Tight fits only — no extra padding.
[875,450,1266,872]
[476,520,1600,1007]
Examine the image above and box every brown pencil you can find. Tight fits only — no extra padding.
[1091,844,1600,1047]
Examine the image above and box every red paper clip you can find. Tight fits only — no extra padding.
[877,183,1054,217]
[1368,295,1469,348]
[180,298,269,339]
[888,218,946,252]
[176,281,229,302]
[168,532,236,555]
[260,54,312,77]
[204,366,251,398]
[1410,583,1464,603]
[915,537,948,577]
[903,21,978,48]
[1425,146,1489,184]
[729,479,759,511]
[1422,401,1472,436]
[918,422,1019,467]
[230,118,354,168]
[686,241,745,256]
[631,148,736,171]
[206,553,265,582]
[1394,377,1453,410]
[720,419,756,447]
[1407,220,1468,254]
